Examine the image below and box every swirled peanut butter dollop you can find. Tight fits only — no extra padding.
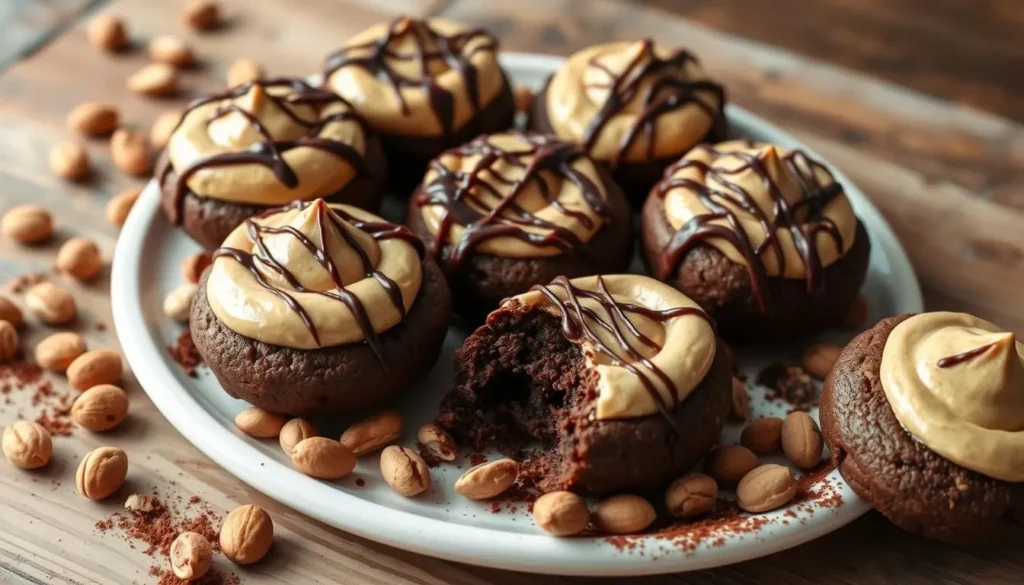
[417,132,610,259]
[881,312,1024,482]
[324,18,504,137]
[167,80,368,206]
[660,140,857,279]
[207,199,423,350]
[546,40,723,164]
[505,274,716,420]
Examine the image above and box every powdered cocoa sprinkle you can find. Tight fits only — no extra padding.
[6,272,46,293]
[1,361,76,435]
[168,329,202,376]
[469,453,487,466]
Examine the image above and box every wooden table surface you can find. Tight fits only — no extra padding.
[1,0,1022,583]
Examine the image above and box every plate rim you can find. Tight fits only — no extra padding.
[110,51,921,576]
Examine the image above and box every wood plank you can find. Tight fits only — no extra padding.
[439,0,1024,336]
[0,0,99,71]
[635,0,1024,124]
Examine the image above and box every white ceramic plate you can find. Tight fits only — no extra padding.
[111,53,923,576]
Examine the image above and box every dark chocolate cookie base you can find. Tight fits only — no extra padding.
[190,259,452,416]
[379,75,517,195]
[529,77,726,208]
[437,302,732,496]
[405,165,634,324]
[820,315,1024,547]
[640,192,871,342]
[158,133,388,250]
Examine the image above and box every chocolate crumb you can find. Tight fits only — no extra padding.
[169,329,202,376]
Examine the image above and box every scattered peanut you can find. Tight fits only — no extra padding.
[171,531,213,581]
[127,63,179,97]
[802,343,843,379]
[67,102,120,136]
[704,445,760,487]
[0,296,23,327]
[2,421,52,469]
[728,376,749,422]
[736,464,797,513]
[664,472,718,519]
[149,35,194,67]
[183,0,221,30]
[0,320,18,362]
[220,504,273,565]
[72,384,129,432]
[26,282,77,325]
[111,129,153,176]
[106,186,142,227]
[50,141,91,181]
[181,252,212,284]
[380,445,430,497]
[226,58,263,87]
[125,493,155,513]
[150,110,183,149]
[781,411,824,470]
[290,437,356,480]
[163,283,197,322]
[35,331,86,371]
[740,417,784,455]
[56,237,103,280]
[340,410,402,456]
[2,204,54,244]
[66,349,122,391]
[454,458,518,500]
[416,423,456,462]
[592,494,655,535]
[279,418,318,457]
[532,491,590,536]
[233,407,287,438]
[76,446,129,500]
[87,14,128,52]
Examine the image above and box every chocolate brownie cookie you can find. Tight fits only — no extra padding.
[642,140,870,342]
[191,200,452,415]
[529,39,725,206]
[406,132,634,323]
[323,17,515,192]
[158,79,387,250]
[821,314,1024,547]
[437,275,731,495]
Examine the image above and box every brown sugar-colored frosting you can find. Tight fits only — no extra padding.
[545,39,724,167]
[414,132,612,269]
[651,139,858,312]
[504,274,716,423]
[323,17,504,138]
[160,79,372,223]
[206,199,425,360]
[881,312,1024,482]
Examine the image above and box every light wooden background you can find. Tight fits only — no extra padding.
[1,0,1022,583]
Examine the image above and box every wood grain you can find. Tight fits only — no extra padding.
[0,0,1022,583]
[0,0,98,70]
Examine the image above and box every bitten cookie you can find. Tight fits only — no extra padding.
[820,313,1024,547]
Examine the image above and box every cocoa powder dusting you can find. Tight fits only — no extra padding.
[169,329,203,376]
[6,272,46,293]
[1,361,76,436]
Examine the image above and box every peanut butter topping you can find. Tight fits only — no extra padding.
[206,200,425,357]
[161,79,371,217]
[324,18,503,138]
[881,312,1024,482]
[652,140,857,312]
[545,40,724,166]
[506,275,716,422]
[415,132,611,265]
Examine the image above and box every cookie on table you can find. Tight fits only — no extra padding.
[157,78,387,250]
[405,131,634,323]
[530,39,726,206]
[820,312,1024,547]
[191,199,452,416]
[323,17,515,190]
[641,139,870,341]
[437,274,732,496]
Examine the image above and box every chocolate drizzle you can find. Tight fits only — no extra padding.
[157,78,372,225]
[937,342,998,368]
[655,142,845,313]
[531,276,712,432]
[212,201,424,365]
[324,18,497,137]
[415,133,610,273]
[582,39,725,167]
